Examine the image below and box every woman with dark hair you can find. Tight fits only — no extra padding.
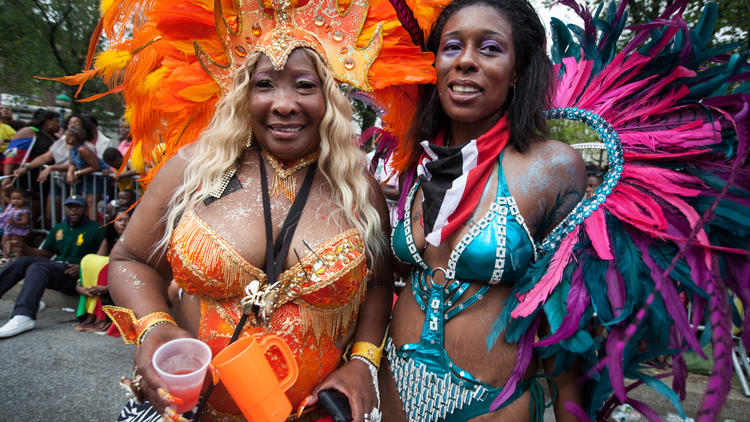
[2,109,59,211]
[14,114,95,181]
[17,109,59,161]
[65,126,109,219]
[381,0,585,420]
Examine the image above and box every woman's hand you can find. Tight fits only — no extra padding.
[75,284,95,297]
[309,359,378,422]
[13,166,28,177]
[133,323,193,416]
[87,285,108,296]
[66,169,76,184]
[36,167,52,183]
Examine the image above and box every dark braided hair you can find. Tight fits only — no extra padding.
[388,0,425,48]
[409,0,552,157]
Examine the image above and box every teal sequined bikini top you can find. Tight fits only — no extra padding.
[392,152,539,283]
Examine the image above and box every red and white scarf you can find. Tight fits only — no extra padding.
[417,115,510,246]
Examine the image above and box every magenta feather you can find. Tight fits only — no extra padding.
[670,328,687,401]
[489,317,540,410]
[605,263,625,317]
[565,401,593,422]
[637,238,704,356]
[554,0,596,41]
[696,260,733,422]
[627,398,662,422]
[386,0,424,47]
[512,225,580,318]
[535,264,589,347]
[584,208,613,260]
[605,326,627,401]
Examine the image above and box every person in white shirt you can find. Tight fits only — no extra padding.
[83,114,119,159]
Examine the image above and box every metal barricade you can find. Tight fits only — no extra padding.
[0,168,139,239]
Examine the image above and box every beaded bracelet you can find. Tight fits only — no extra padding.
[137,319,177,346]
[350,355,381,419]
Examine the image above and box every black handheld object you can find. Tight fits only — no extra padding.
[318,389,352,422]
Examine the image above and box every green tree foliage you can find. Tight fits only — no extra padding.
[0,0,123,117]
[542,0,748,47]
[623,0,747,45]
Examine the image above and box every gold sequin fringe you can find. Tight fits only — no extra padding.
[296,279,367,345]
[263,150,319,202]
[173,213,265,294]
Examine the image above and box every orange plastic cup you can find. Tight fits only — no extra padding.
[211,334,298,422]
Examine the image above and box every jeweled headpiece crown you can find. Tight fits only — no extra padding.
[196,0,383,92]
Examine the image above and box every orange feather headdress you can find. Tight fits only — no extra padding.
[48,0,449,187]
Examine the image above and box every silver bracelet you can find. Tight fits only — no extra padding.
[350,355,381,421]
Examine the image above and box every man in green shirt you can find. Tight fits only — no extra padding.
[0,195,104,338]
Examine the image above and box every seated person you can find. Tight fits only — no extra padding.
[76,206,133,332]
[0,195,104,338]
[106,188,137,219]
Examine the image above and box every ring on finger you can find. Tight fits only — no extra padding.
[119,374,146,404]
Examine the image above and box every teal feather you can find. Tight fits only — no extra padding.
[612,222,650,320]
[648,245,708,298]
[542,278,567,332]
[689,54,744,98]
[695,2,718,48]
[550,17,578,65]
[583,253,615,323]
[687,169,750,197]
[631,371,686,414]
[628,371,686,418]
[596,4,627,65]
[700,313,713,346]
[588,369,612,416]
[561,329,596,354]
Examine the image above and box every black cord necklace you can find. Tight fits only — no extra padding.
[192,150,318,420]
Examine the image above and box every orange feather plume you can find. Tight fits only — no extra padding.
[51,0,441,189]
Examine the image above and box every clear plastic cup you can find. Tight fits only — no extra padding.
[152,338,212,414]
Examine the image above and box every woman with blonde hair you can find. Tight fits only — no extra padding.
[110,47,393,421]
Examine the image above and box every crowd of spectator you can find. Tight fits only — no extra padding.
[0,103,139,338]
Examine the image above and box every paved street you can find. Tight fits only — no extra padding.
[0,288,134,422]
[1,284,749,421]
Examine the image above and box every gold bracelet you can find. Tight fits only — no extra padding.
[135,312,177,346]
[351,341,383,370]
[103,306,177,346]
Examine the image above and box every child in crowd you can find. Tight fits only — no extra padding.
[75,206,133,332]
[102,147,137,192]
[0,188,31,262]
[106,189,136,219]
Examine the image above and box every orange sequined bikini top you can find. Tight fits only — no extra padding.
[167,210,368,305]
